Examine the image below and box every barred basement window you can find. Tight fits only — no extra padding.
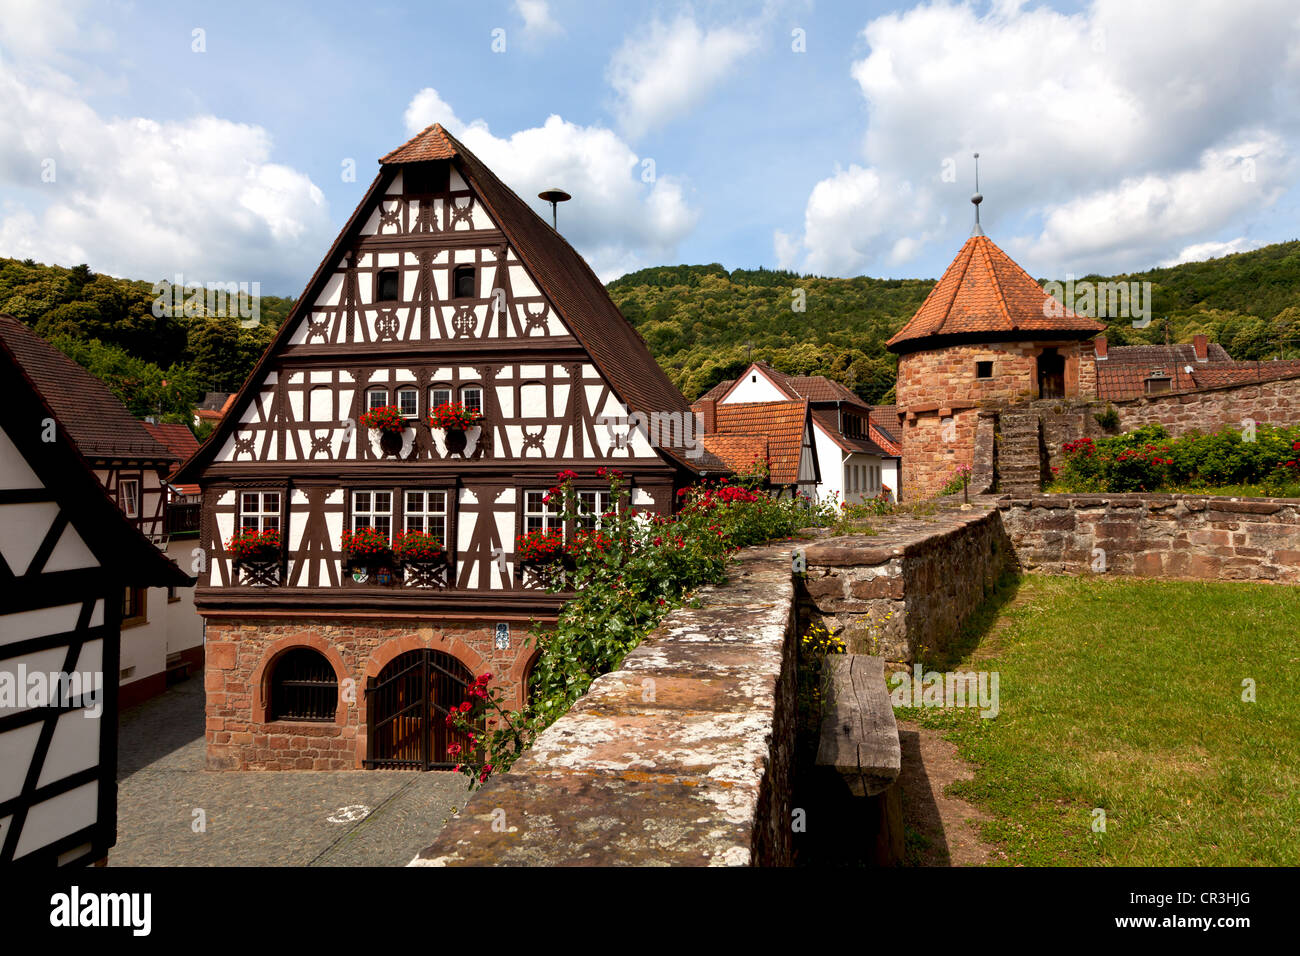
[269,648,337,722]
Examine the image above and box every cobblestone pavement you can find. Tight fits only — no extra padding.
[110,676,469,866]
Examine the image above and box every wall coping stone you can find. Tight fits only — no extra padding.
[802,501,1001,570]
[409,543,798,867]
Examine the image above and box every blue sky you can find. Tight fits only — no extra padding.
[1,0,1298,295]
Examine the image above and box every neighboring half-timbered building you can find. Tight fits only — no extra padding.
[0,315,201,708]
[0,333,190,866]
[173,124,721,771]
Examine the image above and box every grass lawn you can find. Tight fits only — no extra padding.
[901,574,1300,866]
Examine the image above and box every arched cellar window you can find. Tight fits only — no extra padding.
[269,648,338,722]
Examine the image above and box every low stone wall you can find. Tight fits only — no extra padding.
[999,494,1300,581]
[412,544,799,866]
[799,502,1013,666]
[1114,375,1300,438]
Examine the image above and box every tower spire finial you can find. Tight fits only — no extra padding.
[971,152,984,237]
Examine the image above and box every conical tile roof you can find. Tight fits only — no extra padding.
[886,235,1104,353]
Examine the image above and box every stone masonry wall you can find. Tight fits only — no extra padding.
[799,503,1013,667]
[999,494,1300,581]
[1113,376,1300,437]
[413,544,799,866]
[205,616,536,770]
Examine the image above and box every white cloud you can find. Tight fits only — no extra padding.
[404,89,698,281]
[0,56,330,291]
[1016,135,1291,270]
[514,0,561,38]
[779,0,1300,276]
[607,14,759,139]
[1161,238,1270,268]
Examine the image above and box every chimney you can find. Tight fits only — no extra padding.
[1094,335,1108,360]
[696,399,717,434]
[1193,334,1209,362]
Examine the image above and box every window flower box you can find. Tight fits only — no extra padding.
[227,528,282,586]
[342,527,393,584]
[361,405,415,458]
[429,402,483,458]
[393,530,451,588]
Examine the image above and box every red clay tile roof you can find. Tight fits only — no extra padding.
[0,313,177,463]
[710,400,811,485]
[1191,360,1300,390]
[143,422,200,460]
[887,235,1105,352]
[379,123,459,163]
[696,379,735,404]
[143,422,202,494]
[699,434,768,475]
[786,375,866,407]
[1096,355,1300,401]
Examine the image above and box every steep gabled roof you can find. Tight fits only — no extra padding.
[0,333,191,589]
[709,400,812,485]
[886,235,1105,353]
[0,314,175,464]
[177,123,706,481]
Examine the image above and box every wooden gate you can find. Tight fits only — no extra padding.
[365,649,475,769]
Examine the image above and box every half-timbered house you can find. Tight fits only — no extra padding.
[0,315,201,708]
[173,124,721,771]
[0,332,191,865]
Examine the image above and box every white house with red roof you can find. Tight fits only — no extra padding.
[693,362,899,504]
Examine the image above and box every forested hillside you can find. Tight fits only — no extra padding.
[0,257,293,429]
[3,238,1299,429]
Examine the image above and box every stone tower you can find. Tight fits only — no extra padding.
[886,233,1105,499]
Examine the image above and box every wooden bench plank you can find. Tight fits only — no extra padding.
[816,654,901,797]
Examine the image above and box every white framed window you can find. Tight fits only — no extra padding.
[460,385,483,416]
[367,388,389,411]
[239,491,280,532]
[119,478,140,518]
[523,489,561,535]
[352,490,393,538]
[404,490,448,543]
[576,490,614,530]
[430,386,452,410]
[396,386,418,418]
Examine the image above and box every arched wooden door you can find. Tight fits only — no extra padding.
[365,649,475,769]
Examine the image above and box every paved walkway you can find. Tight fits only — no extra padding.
[110,676,468,866]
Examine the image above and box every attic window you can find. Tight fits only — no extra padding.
[453,265,476,299]
[1145,376,1172,395]
[976,361,993,379]
[751,374,757,383]
[376,269,399,302]
[404,161,449,195]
